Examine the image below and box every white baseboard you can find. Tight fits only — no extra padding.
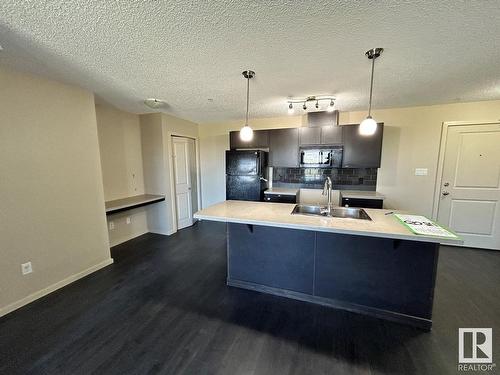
[0,258,114,318]
[149,228,175,236]
[109,229,149,247]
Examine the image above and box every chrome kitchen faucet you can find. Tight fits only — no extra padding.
[322,177,333,216]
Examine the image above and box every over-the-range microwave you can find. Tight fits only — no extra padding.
[299,147,343,168]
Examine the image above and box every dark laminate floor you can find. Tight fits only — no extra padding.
[1,221,499,375]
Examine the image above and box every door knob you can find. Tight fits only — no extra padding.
[442,191,450,196]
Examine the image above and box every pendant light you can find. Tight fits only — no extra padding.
[240,70,255,142]
[359,48,383,136]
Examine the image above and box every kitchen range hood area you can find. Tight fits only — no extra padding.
[226,111,384,206]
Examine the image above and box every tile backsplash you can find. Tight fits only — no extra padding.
[273,167,377,189]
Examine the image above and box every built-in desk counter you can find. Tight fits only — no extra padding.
[105,194,165,215]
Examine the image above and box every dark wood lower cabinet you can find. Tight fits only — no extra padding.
[341,197,383,208]
[263,193,297,203]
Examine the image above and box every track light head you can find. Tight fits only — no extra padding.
[327,99,335,112]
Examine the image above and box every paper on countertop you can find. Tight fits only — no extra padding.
[394,214,459,239]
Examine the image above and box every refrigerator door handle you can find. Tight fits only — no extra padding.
[255,151,260,175]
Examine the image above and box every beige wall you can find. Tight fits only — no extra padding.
[96,103,145,199]
[140,113,171,234]
[96,103,148,246]
[0,66,112,316]
[199,101,500,216]
[346,101,500,216]
[140,113,199,235]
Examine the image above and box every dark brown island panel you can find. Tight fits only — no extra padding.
[227,223,439,330]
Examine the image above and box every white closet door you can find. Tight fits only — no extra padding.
[172,137,193,229]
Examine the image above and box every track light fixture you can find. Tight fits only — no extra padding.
[287,96,335,114]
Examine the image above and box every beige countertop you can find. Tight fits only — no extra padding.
[264,188,299,196]
[340,190,385,200]
[194,200,462,245]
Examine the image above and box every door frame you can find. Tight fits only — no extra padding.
[168,133,202,234]
[432,120,500,221]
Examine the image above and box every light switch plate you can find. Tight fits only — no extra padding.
[126,217,131,225]
[415,168,428,176]
[108,221,115,230]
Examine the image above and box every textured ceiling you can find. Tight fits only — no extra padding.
[1,1,500,124]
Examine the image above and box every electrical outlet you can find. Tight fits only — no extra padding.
[21,262,32,275]
[108,221,115,230]
[126,217,131,225]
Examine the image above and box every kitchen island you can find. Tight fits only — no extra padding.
[194,200,462,330]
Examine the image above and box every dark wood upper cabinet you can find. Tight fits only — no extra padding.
[228,123,384,168]
[307,111,339,127]
[299,127,321,146]
[229,130,269,149]
[320,126,343,145]
[300,126,343,146]
[269,128,300,167]
[342,124,384,168]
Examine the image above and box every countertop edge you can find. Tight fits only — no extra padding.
[193,213,462,245]
[264,189,299,196]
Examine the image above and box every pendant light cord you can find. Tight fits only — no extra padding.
[245,75,250,126]
[368,56,375,117]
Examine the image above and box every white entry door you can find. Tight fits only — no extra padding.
[437,123,500,250]
[172,137,193,229]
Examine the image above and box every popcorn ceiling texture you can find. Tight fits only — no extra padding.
[1,1,500,124]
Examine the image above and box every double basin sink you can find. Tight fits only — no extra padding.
[291,204,372,221]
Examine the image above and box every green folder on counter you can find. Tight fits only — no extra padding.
[394,214,460,239]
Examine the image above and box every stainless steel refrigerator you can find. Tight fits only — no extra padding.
[226,150,268,201]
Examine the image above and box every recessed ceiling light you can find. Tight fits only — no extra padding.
[144,98,166,109]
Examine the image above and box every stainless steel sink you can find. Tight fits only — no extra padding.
[291,205,372,221]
